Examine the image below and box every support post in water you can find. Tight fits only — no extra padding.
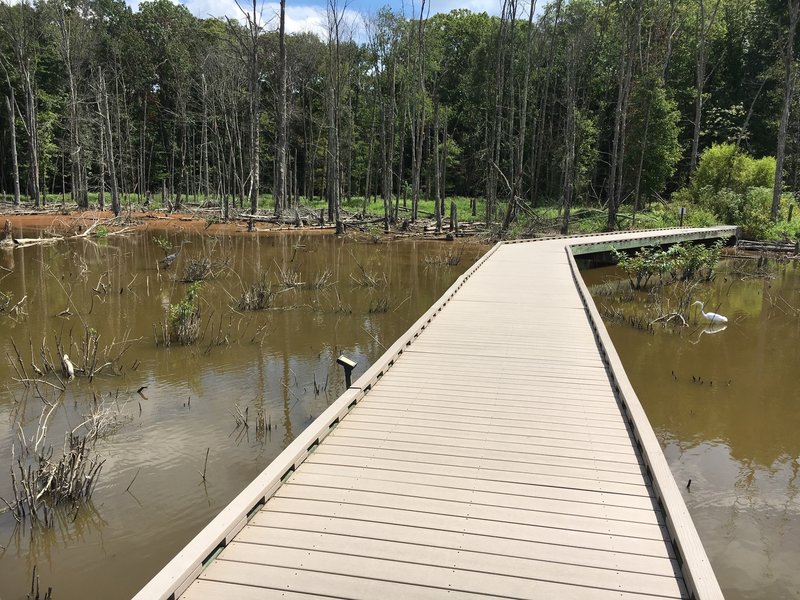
[336,355,357,388]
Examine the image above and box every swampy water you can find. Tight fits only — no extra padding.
[0,227,484,600]
[584,257,800,600]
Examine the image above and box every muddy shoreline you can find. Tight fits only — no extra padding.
[0,208,332,235]
[0,207,485,244]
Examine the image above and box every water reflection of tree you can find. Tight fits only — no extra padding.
[1,499,107,569]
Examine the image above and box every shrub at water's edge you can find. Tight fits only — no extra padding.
[671,144,798,240]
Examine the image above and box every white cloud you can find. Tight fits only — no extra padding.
[125,0,365,38]
[123,0,507,37]
[415,0,502,17]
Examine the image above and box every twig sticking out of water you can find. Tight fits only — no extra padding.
[230,403,249,429]
[350,262,385,288]
[126,468,140,493]
[274,260,303,288]
[237,274,276,311]
[306,269,334,289]
[181,256,230,283]
[198,448,210,482]
[424,247,464,267]
[3,403,105,528]
[27,565,53,600]
[368,296,390,313]
[650,313,688,327]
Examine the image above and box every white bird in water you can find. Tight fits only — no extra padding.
[61,354,75,380]
[693,301,728,324]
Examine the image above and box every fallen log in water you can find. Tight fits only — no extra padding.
[737,239,799,253]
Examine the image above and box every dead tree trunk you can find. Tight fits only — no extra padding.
[382,49,397,231]
[772,0,800,220]
[689,0,722,176]
[24,70,40,207]
[326,0,345,227]
[606,8,636,231]
[5,93,20,206]
[411,0,428,223]
[98,119,105,210]
[561,42,578,235]
[235,0,262,215]
[275,0,288,217]
[201,73,210,204]
[531,0,562,205]
[55,3,87,209]
[487,3,512,228]
[97,69,119,216]
[504,0,537,230]
[434,100,442,232]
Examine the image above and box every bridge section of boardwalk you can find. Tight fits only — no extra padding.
[136,227,736,600]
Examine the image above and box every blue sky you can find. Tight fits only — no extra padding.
[125,0,505,37]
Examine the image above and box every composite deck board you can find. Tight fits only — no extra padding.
[259,497,678,558]
[325,429,645,466]
[329,424,643,462]
[343,409,633,439]
[364,382,622,403]
[362,392,626,415]
[351,395,627,418]
[170,230,735,600]
[231,528,685,597]
[295,462,657,515]
[309,445,649,485]
[195,552,684,600]
[336,415,636,446]
[319,437,649,476]
[350,400,630,425]
[247,513,682,576]
[290,465,656,513]
[373,371,617,391]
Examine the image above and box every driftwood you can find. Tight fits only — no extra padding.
[6,235,64,248]
[235,213,311,226]
[0,217,132,248]
[737,239,799,254]
[396,205,435,218]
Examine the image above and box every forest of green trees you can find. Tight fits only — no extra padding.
[0,0,798,236]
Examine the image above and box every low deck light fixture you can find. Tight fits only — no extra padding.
[336,355,357,387]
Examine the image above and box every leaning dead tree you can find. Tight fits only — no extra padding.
[771,0,800,221]
[95,68,120,216]
[5,91,20,206]
[274,0,288,217]
[326,0,346,229]
[54,1,88,209]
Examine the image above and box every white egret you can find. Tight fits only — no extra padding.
[61,354,75,380]
[692,301,728,324]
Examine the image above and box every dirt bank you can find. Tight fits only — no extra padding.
[0,207,484,243]
[0,208,335,237]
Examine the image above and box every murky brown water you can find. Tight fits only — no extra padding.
[0,228,484,600]
[584,258,800,600]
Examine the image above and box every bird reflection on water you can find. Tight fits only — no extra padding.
[690,321,727,344]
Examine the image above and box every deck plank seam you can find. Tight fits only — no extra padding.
[207,546,687,600]
[247,518,684,572]
[278,483,665,527]
[228,536,688,592]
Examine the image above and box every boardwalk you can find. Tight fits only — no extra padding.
[136,227,736,600]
